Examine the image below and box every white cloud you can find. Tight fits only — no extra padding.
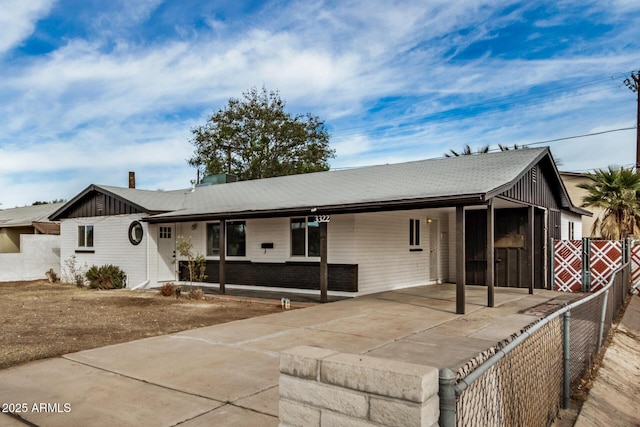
[0,0,54,54]
[0,0,639,208]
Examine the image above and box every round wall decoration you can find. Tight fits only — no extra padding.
[128,221,144,245]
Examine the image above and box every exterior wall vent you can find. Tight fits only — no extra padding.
[96,193,105,213]
[532,165,538,184]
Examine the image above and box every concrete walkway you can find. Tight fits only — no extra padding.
[0,284,574,427]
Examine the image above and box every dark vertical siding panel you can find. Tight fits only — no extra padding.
[500,162,559,209]
[549,210,561,239]
[64,190,144,218]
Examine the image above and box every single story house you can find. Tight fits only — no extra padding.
[0,203,63,282]
[50,147,587,306]
[559,171,601,238]
[0,203,62,253]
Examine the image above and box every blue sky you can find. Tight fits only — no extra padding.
[0,0,639,208]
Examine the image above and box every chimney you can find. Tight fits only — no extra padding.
[128,172,136,189]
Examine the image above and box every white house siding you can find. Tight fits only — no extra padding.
[353,209,450,295]
[0,235,60,282]
[60,215,149,288]
[561,212,583,240]
[246,218,290,262]
[156,211,455,294]
[171,215,356,266]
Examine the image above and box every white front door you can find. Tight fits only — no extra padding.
[158,224,176,281]
[429,220,439,281]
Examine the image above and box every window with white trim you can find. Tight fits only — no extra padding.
[291,217,320,257]
[409,219,421,248]
[568,221,575,240]
[78,225,94,248]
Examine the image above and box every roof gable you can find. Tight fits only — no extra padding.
[50,185,188,220]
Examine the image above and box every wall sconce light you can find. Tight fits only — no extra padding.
[427,218,433,224]
[191,223,198,230]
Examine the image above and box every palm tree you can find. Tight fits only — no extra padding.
[498,144,526,151]
[444,144,490,157]
[578,166,640,239]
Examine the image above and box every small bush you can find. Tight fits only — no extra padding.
[63,255,87,287]
[159,283,178,297]
[85,264,126,290]
[188,288,205,300]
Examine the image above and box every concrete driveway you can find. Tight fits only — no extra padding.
[0,284,572,426]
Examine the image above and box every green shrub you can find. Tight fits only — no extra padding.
[85,264,126,289]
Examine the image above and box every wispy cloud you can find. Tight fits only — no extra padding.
[0,0,639,207]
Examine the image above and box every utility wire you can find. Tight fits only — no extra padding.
[329,71,630,142]
[490,126,637,151]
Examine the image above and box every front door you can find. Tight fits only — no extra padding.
[429,220,439,281]
[157,224,176,281]
[494,209,527,288]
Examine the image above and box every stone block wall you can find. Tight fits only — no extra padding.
[279,346,439,427]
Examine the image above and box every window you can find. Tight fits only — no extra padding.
[128,221,143,245]
[78,225,94,248]
[568,221,575,240]
[291,217,320,257]
[206,223,220,256]
[409,219,420,247]
[226,221,246,256]
[206,221,246,257]
[159,226,172,239]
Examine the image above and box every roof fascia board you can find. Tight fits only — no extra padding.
[144,194,487,223]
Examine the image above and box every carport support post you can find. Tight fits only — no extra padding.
[320,221,328,303]
[487,202,495,307]
[456,205,465,314]
[527,205,534,295]
[219,219,226,294]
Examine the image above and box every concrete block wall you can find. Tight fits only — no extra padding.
[0,234,60,282]
[279,346,439,427]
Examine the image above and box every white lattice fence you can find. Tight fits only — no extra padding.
[632,243,640,286]
[554,239,640,293]
[554,240,582,292]
[590,240,622,292]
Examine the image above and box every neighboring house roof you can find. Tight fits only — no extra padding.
[0,202,64,228]
[51,147,587,223]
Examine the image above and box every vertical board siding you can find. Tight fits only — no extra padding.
[549,210,562,240]
[500,164,560,209]
[64,191,144,218]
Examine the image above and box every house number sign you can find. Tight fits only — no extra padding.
[315,215,331,223]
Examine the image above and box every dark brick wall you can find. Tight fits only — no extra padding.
[179,260,358,292]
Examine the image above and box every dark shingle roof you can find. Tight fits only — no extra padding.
[52,147,583,222]
[149,147,560,221]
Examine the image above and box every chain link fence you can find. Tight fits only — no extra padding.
[440,261,632,427]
